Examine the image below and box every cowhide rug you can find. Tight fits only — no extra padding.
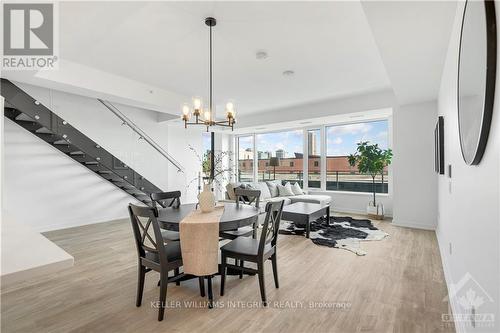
[279,216,388,256]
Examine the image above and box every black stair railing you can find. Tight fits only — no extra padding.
[1,78,178,206]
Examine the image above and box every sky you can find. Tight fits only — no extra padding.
[238,120,388,157]
[202,132,211,153]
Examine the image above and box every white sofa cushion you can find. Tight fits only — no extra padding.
[290,194,332,206]
[278,183,295,196]
[256,182,271,200]
[265,196,292,206]
[266,180,281,197]
[291,182,304,195]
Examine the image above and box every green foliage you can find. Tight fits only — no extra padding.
[348,141,393,206]
[348,141,392,177]
[202,151,211,175]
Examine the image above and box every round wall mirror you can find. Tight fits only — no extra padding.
[458,0,496,165]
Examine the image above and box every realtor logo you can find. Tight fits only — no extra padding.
[2,2,58,69]
[442,273,495,329]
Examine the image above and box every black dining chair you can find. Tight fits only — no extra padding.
[219,188,261,240]
[151,191,181,242]
[128,203,191,321]
[220,200,284,306]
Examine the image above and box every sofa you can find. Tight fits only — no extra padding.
[224,180,332,207]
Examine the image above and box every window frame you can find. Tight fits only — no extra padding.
[234,116,392,195]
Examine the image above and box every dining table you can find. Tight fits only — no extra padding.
[157,202,262,232]
[157,202,263,281]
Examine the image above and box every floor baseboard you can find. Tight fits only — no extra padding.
[391,220,436,230]
[436,229,465,333]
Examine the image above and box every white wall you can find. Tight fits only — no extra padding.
[167,125,203,204]
[3,118,140,232]
[437,2,500,332]
[392,100,438,230]
[3,83,203,231]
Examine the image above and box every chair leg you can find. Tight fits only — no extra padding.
[207,276,213,309]
[136,265,146,307]
[257,261,267,306]
[199,277,205,297]
[174,268,180,286]
[220,254,226,296]
[158,273,168,321]
[271,254,279,288]
[239,260,244,279]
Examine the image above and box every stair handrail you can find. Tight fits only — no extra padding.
[98,99,184,173]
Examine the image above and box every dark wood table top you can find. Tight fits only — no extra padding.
[157,203,261,231]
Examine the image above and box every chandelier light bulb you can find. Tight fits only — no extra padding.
[182,104,190,116]
[226,102,234,111]
[193,97,202,110]
[204,109,211,121]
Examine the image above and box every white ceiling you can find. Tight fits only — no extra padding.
[362,1,457,105]
[57,1,391,116]
[4,1,458,120]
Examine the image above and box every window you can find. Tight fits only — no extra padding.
[326,120,389,193]
[237,136,254,182]
[201,132,212,180]
[236,118,390,193]
[255,130,303,186]
[307,129,321,189]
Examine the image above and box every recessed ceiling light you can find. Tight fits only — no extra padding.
[283,70,295,77]
[256,51,268,60]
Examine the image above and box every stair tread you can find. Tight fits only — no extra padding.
[14,114,33,122]
[35,127,52,134]
[4,84,163,201]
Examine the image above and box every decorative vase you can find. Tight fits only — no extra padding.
[198,183,216,213]
[367,202,384,220]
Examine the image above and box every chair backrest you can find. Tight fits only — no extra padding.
[234,188,261,208]
[128,203,170,265]
[258,200,284,256]
[151,191,181,209]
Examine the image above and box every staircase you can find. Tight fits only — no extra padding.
[1,78,169,206]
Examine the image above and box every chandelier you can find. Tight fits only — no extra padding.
[181,17,235,131]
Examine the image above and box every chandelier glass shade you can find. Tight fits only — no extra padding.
[181,17,235,131]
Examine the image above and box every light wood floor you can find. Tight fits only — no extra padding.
[1,216,454,333]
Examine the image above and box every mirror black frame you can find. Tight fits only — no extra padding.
[457,0,497,165]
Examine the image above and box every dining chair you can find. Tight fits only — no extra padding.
[219,188,261,240]
[151,191,181,242]
[220,200,284,306]
[128,203,205,321]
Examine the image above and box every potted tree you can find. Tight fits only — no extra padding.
[348,142,393,219]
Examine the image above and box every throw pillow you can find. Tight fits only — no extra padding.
[278,182,295,197]
[266,180,282,197]
[226,182,240,200]
[291,182,303,195]
[256,182,272,200]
